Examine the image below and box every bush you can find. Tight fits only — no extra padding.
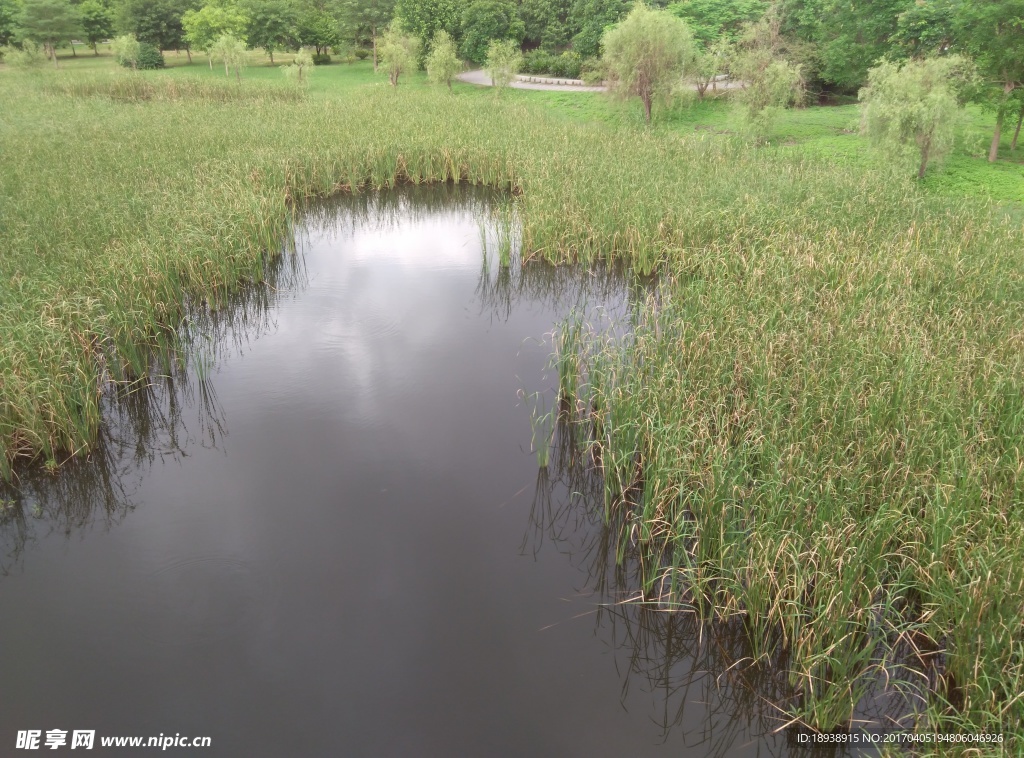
[522,49,554,75]
[580,56,604,85]
[520,49,581,79]
[312,53,331,65]
[117,40,164,70]
[354,48,370,60]
[550,50,581,78]
[136,43,165,70]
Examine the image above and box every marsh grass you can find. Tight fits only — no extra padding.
[2,68,1023,748]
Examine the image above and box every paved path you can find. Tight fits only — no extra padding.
[456,69,743,94]
[456,69,606,92]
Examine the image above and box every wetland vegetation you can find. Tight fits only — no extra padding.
[2,0,1024,751]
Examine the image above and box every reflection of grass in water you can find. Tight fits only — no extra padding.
[526,413,929,753]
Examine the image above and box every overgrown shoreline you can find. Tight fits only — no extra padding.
[2,70,1022,750]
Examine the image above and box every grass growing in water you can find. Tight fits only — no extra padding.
[1,67,1023,747]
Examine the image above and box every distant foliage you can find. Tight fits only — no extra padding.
[666,0,767,48]
[79,0,114,55]
[1,39,46,68]
[283,47,314,85]
[0,0,17,47]
[602,3,696,122]
[379,21,419,86]
[212,33,247,80]
[484,38,521,91]
[860,56,977,179]
[116,0,191,52]
[240,0,298,63]
[183,5,249,62]
[112,33,141,69]
[16,0,82,65]
[569,0,630,59]
[520,0,570,51]
[135,42,166,69]
[522,49,582,78]
[425,29,460,90]
[730,13,804,136]
[394,0,458,51]
[459,0,524,65]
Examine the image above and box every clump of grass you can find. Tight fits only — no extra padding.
[44,72,306,103]
[2,67,1023,747]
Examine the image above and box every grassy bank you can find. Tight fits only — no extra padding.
[1,66,1022,748]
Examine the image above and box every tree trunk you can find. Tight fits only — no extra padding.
[92,42,98,55]
[990,108,1005,163]
[372,26,377,71]
[918,140,931,180]
[209,54,213,69]
[186,47,192,64]
[643,94,652,123]
[269,49,274,63]
[51,44,59,68]
[71,42,76,57]
[990,81,1016,163]
[1012,102,1024,152]
[447,78,452,92]
[224,59,229,76]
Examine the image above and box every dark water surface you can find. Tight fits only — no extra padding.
[1,189,845,757]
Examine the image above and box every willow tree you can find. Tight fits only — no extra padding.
[484,38,522,92]
[601,3,696,122]
[860,56,977,179]
[379,21,419,86]
[425,29,460,90]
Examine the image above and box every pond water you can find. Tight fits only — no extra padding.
[1,188,863,757]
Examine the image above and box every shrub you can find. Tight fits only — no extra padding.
[312,52,331,65]
[550,50,581,78]
[1,40,46,68]
[521,49,553,75]
[135,43,165,70]
[354,47,370,60]
[485,38,521,91]
[580,56,604,85]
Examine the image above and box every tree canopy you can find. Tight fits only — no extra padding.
[460,0,524,65]
[602,3,696,122]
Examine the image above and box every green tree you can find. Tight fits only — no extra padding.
[17,0,80,66]
[601,3,695,122]
[393,0,457,50]
[860,55,976,178]
[730,13,804,136]
[78,0,113,54]
[569,0,630,58]
[339,0,394,68]
[240,0,297,62]
[0,0,19,48]
[520,0,570,51]
[425,27,459,88]
[953,0,1024,162]
[890,0,955,59]
[183,3,249,67]
[117,0,196,57]
[484,36,521,90]
[211,30,246,78]
[459,0,523,65]
[283,44,313,81]
[379,19,418,84]
[666,0,766,48]
[296,3,340,55]
[111,31,140,67]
